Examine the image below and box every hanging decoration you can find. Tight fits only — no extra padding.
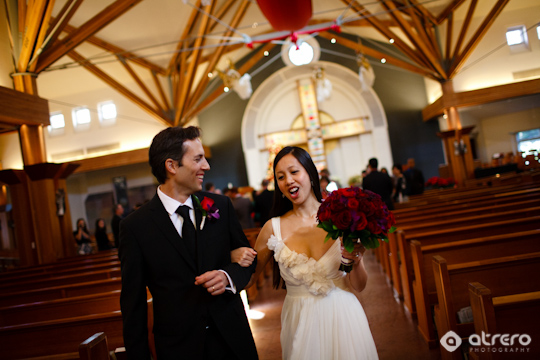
[256,0,313,32]
[312,66,332,103]
[357,53,375,92]
[215,59,253,100]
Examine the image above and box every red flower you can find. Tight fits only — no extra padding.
[317,187,396,253]
[333,210,352,229]
[201,197,214,211]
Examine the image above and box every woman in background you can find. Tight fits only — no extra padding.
[74,218,92,255]
[95,218,112,251]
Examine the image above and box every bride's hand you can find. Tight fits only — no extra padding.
[340,243,366,265]
[231,247,257,267]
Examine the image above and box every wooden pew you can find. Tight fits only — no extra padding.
[409,229,540,346]
[0,259,120,285]
[79,332,110,360]
[468,282,540,360]
[396,215,540,315]
[0,277,122,308]
[396,198,540,226]
[0,295,153,360]
[394,185,540,214]
[0,290,122,327]
[432,252,540,360]
[0,267,121,294]
[0,252,119,281]
[397,206,540,234]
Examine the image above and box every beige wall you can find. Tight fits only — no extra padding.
[477,108,540,163]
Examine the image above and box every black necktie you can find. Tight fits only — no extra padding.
[176,205,197,259]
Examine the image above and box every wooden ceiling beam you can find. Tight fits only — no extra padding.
[185,0,251,112]
[67,50,171,127]
[449,0,509,77]
[27,0,55,73]
[385,0,446,79]
[36,0,143,73]
[44,0,84,51]
[151,70,171,113]
[17,0,48,73]
[61,22,165,75]
[405,1,440,60]
[445,13,453,62]
[318,31,440,80]
[174,1,215,125]
[437,0,466,24]
[451,0,477,61]
[167,0,202,73]
[422,78,540,121]
[342,0,432,71]
[407,0,438,25]
[117,56,164,112]
[181,42,276,123]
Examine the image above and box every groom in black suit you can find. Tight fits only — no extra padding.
[119,126,258,359]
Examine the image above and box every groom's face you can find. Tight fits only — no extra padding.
[175,138,210,196]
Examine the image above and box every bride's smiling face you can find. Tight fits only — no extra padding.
[275,154,313,204]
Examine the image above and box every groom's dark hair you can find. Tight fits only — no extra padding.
[149,126,201,184]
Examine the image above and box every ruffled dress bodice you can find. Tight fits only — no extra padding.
[268,217,379,360]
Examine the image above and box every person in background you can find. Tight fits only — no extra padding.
[95,218,112,251]
[253,179,274,227]
[111,203,124,248]
[74,218,92,255]
[320,175,331,200]
[228,187,255,229]
[362,158,394,210]
[205,182,222,194]
[391,164,408,204]
[404,158,425,196]
[320,168,340,191]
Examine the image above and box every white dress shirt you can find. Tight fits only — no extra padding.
[157,187,236,293]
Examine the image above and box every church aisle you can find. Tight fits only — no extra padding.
[248,250,442,360]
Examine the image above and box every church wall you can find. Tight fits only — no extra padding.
[477,107,540,163]
[371,62,444,179]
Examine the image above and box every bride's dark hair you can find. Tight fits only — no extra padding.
[269,146,323,289]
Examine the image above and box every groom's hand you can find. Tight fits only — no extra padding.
[195,270,229,296]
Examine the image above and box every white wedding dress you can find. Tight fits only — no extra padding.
[267,217,379,360]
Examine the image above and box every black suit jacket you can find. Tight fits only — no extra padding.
[119,191,258,359]
[363,171,395,210]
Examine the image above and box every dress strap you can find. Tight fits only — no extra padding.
[271,217,282,241]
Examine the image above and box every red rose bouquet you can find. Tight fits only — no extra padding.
[317,187,396,272]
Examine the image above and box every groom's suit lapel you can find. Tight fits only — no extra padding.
[149,195,197,272]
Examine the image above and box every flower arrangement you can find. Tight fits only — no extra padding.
[194,196,220,230]
[317,187,396,272]
[425,176,456,189]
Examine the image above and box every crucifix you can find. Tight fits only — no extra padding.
[263,77,370,171]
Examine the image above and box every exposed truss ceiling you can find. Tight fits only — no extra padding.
[3,0,530,130]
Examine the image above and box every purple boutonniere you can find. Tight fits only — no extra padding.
[194,196,220,230]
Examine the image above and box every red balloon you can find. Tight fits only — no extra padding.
[256,0,313,32]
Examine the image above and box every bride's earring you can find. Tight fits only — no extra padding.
[311,180,314,187]
[282,193,285,198]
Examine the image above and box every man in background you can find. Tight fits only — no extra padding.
[111,203,124,248]
[362,157,394,210]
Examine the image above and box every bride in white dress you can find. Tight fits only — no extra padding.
[234,146,378,360]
